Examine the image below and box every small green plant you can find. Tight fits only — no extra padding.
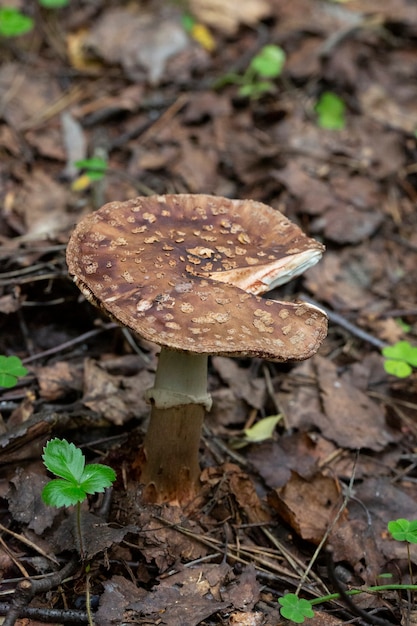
[388,518,417,589]
[0,7,34,37]
[216,44,286,99]
[39,0,69,7]
[382,341,417,378]
[278,594,315,623]
[42,438,116,508]
[388,518,417,543]
[315,91,346,130]
[75,156,108,182]
[0,2,69,38]
[278,520,417,622]
[0,355,28,388]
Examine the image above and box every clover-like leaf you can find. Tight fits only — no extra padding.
[278,593,315,623]
[382,341,416,364]
[388,519,417,544]
[383,359,412,378]
[250,45,286,78]
[0,355,28,388]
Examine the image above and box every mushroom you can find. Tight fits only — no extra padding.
[66,194,327,504]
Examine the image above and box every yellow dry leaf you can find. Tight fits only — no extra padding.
[71,174,92,192]
[66,30,103,73]
[189,0,271,34]
[191,23,216,51]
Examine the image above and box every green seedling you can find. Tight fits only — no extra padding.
[0,2,69,38]
[42,439,114,625]
[75,156,108,182]
[279,518,417,623]
[382,341,417,378]
[0,7,34,37]
[315,91,346,130]
[0,355,28,388]
[279,582,417,623]
[42,438,116,508]
[388,518,417,590]
[216,44,286,99]
[42,438,116,561]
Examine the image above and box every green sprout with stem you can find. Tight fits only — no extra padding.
[278,518,417,623]
[216,44,286,99]
[41,438,116,557]
[0,355,28,388]
[388,518,417,592]
[75,156,108,182]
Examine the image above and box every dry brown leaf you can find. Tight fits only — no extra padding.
[84,8,189,84]
[189,0,271,34]
[37,361,82,401]
[202,463,271,524]
[268,471,345,544]
[228,612,264,626]
[82,358,153,425]
[14,169,73,239]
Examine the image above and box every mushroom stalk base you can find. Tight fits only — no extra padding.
[141,349,209,505]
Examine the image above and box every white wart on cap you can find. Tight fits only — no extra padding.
[66,194,327,361]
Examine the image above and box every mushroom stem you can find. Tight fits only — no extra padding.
[141,348,211,504]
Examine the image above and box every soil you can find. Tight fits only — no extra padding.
[0,1,417,625]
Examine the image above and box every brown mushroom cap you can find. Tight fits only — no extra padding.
[66,194,327,361]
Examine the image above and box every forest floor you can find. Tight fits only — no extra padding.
[0,1,417,625]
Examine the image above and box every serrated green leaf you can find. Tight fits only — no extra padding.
[383,359,412,378]
[42,438,85,482]
[42,479,87,507]
[80,464,116,494]
[243,414,282,443]
[250,45,286,78]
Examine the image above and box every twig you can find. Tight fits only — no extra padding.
[0,602,88,624]
[3,556,80,626]
[326,547,395,626]
[22,323,118,364]
[295,451,360,595]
